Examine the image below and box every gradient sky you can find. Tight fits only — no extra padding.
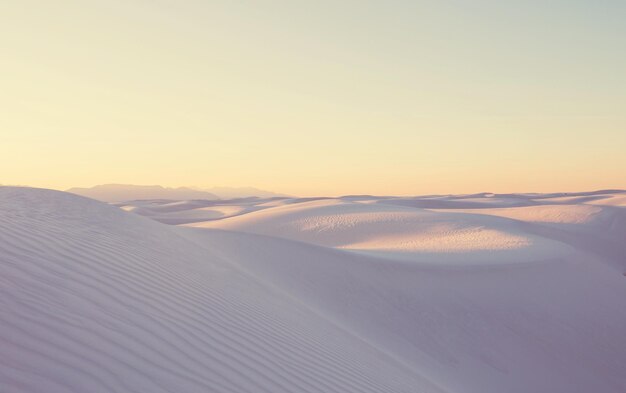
[2,1,625,196]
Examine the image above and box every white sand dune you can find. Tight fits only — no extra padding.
[0,187,441,393]
[184,227,626,393]
[186,198,574,264]
[114,199,268,225]
[587,194,626,207]
[184,191,626,267]
[2,187,626,393]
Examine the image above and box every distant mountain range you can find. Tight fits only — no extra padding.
[66,184,288,202]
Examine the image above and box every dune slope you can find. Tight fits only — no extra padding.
[3,187,626,393]
[0,187,441,393]
[184,227,626,393]
[180,191,626,392]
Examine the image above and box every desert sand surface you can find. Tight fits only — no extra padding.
[2,187,626,393]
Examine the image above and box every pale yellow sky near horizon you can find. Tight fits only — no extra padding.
[1,1,625,196]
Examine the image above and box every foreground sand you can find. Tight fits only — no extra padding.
[2,187,626,392]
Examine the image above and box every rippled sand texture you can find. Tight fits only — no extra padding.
[2,187,626,393]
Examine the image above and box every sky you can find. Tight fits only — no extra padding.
[1,0,625,196]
